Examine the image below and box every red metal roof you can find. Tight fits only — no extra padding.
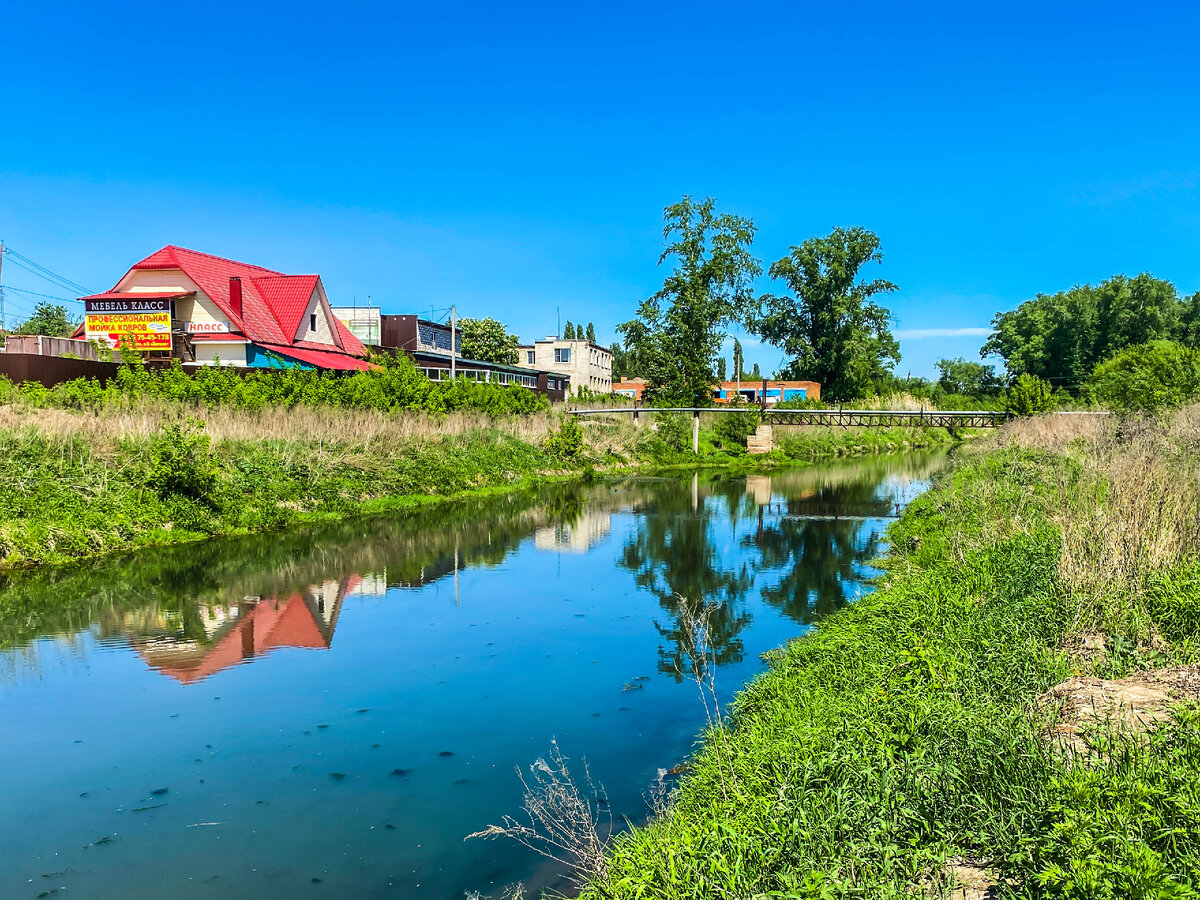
[101,245,368,363]
[255,343,378,371]
[81,290,195,301]
[251,275,320,343]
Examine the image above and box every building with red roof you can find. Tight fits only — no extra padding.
[75,245,372,371]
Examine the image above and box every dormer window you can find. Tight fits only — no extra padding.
[310,313,317,331]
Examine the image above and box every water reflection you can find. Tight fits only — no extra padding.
[0,453,947,900]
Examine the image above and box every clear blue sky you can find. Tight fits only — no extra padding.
[3,0,1198,378]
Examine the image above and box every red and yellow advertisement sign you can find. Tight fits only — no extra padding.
[85,311,173,351]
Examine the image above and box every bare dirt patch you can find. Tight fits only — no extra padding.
[1038,664,1200,754]
[922,857,1003,899]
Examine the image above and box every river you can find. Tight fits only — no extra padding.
[0,453,945,899]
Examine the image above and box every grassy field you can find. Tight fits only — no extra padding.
[564,406,1200,899]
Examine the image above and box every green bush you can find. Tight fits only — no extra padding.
[654,411,692,453]
[545,416,585,461]
[146,419,220,505]
[1003,373,1057,416]
[1087,340,1200,413]
[712,404,761,449]
[12,353,550,418]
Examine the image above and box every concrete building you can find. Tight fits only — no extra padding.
[351,315,570,400]
[518,337,612,397]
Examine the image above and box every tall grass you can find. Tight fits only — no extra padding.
[584,407,1200,899]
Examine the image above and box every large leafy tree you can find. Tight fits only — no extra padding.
[983,273,1183,393]
[458,317,519,365]
[17,302,78,337]
[618,196,760,406]
[935,357,1002,396]
[755,227,899,402]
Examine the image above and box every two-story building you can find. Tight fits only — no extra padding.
[73,245,372,370]
[517,337,612,397]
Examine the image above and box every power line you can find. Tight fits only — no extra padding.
[2,247,93,296]
[2,255,91,298]
[0,284,77,303]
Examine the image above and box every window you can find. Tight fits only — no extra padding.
[527,350,535,364]
[310,313,318,331]
[554,348,571,363]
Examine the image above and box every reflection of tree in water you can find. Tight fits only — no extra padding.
[746,478,887,625]
[620,479,753,681]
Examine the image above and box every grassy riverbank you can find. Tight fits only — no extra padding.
[0,395,959,571]
[582,408,1200,899]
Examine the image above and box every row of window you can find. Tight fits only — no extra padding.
[525,347,613,367]
[420,367,543,388]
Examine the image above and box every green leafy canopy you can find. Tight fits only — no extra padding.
[618,196,761,406]
[755,227,900,402]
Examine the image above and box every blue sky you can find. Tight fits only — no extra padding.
[2,0,1199,378]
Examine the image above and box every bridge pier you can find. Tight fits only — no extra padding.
[747,423,773,454]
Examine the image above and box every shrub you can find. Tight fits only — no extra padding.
[147,419,220,505]
[1087,340,1200,413]
[713,404,760,449]
[19,353,551,418]
[654,412,692,453]
[1003,373,1056,416]
[545,416,585,462]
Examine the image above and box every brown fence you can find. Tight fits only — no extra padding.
[3,335,102,360]
[0,353,200,388]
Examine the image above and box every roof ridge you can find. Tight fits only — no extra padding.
[169,245,284,276]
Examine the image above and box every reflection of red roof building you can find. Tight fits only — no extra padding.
[73,246,374,371]
[136,577,357,684]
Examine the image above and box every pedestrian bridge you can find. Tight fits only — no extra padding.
[568,407,1013,428]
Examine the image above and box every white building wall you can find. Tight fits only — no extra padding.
[519,339,611,397]
[294,285,338,346]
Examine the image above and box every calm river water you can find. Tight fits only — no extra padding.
[0,453,945,899]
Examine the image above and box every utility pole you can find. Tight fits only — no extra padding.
[0,241,6,334]
[450,304,457,380]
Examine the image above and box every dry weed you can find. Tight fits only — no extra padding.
[0,401,556,451]
[466,739,611,892]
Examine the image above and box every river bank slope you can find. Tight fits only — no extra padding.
[0,395,957,571]
[581,407,1200,899]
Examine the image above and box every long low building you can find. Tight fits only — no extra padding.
[612,377,821,405]
[331,309,570,400]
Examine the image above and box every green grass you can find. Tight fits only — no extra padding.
[0,423,560,570]
[585,447,1200,899]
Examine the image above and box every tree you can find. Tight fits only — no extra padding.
[1178,291,1200,347]
[618,197,760,406]
[983,274,1183,394]
[1088,340,1200,412]
[935,357,1002,396]
[732,339,744,381]
[585,322,596,343]
[16,302,77,337]
[1002,373,1056,416]
[563,321,576,340]
[755,227,899,402]
[716,357,727,381]
[745,362,763,381]
[458,317,519,365]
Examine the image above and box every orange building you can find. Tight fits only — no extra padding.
[714,379,821,405]
[612,377,647,400]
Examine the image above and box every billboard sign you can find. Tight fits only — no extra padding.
[183,321,230,335]
[85,297,173,352]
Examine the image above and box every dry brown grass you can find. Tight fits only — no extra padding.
[987,406,1200,636]
[0,401,557,451]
